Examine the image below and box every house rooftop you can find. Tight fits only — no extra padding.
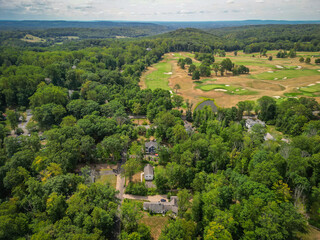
[144,164,154,176]
[145,141,158,148]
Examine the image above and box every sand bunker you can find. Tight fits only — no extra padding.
[308,84,315,86]
[283,77,287,80]
[268,71,274,73]
[215,89,228,92]
[296,66,302,70]
[276,65,284,69]
[164,72,173,75]
[273,96,281,99]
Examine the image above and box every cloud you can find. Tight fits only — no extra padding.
[0,0,319,21]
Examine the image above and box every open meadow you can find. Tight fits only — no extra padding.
[140,51,320,108]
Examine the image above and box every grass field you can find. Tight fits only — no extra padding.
[145,60,172,90]
[96,174,117,188]
[251,69,320,80]
[140,213,169,240]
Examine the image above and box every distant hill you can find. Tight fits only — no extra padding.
[155,20,320,29]
[0,20,169,30]
[0,20,319,31]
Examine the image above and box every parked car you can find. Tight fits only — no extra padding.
[160,199,166,202]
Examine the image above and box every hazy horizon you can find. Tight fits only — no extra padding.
[1,0,319,21]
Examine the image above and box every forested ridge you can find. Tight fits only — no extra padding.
[0,25,320,239]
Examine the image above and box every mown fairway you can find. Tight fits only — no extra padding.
[143,58,172,90]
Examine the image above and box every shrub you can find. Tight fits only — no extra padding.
[125,182,148,196]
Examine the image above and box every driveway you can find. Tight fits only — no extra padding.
[123,194,168,202]
[18,109,32,135]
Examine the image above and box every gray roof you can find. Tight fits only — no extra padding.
[144,164,154,176]
[143,196,178,214]
[145,141,158,149]
[246,119,266,128]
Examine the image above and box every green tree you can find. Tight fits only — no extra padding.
[192,70,200,80]
[122,158,140,182]
[204,221,232,240]
[172,95,183,109]
[46,192,67,222]
[257,96,277,121]
[6,110,19,130]
[188,64,196,74]
[121,201,143,233]
[173,84,181,94]
[221,58,233,73]
[212,63,220,76]
[306,57,311,64]
[159,219,196,240]
[177,189,191,218]
[29,83,68,108]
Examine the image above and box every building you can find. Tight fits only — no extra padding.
[245,119,266,129]
[143,196,178,215]
[145,141,158,154]
[144,164,154,181]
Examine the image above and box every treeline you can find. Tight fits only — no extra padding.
[211,24,320,52]
[2,24,320,53]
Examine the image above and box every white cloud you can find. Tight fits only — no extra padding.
[0,0,319,21]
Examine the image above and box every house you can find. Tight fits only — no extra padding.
[245,119,266,129]
[143,196,178,215]
[145,141,158,154]
[144,164,154,181]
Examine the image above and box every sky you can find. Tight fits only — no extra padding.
[0,0,319,21]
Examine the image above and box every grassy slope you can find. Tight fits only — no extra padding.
[145,60,172,90]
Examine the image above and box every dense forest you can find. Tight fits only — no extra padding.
[0,24,320,239]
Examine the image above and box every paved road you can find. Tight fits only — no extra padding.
[123,194,168,202]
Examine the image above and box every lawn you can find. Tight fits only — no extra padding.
[140,213,169,240]
[251,69,320,80]
[145,61,172,90]
[96,174,117,189]
[196,84,257,95]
